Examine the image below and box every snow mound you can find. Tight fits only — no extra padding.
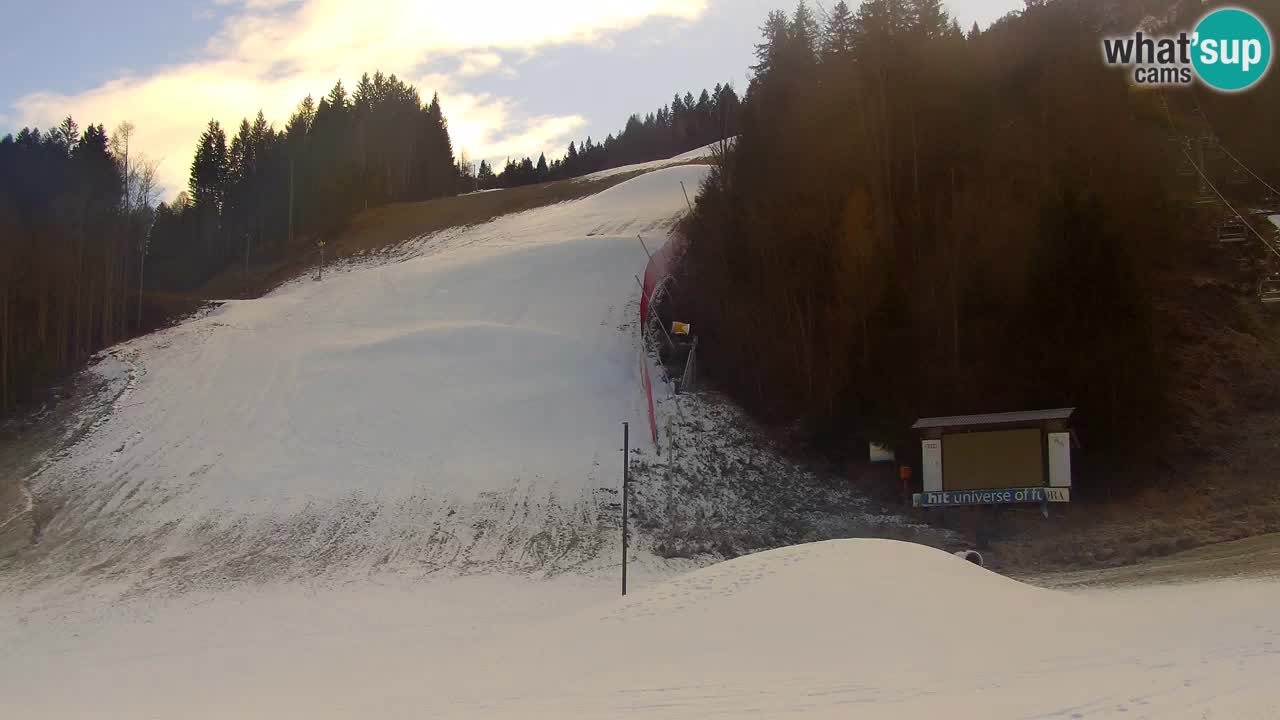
[4,520,1280,718]
[609,539,1037,621]
[438,540,1280,718]
[564,540,1068,667]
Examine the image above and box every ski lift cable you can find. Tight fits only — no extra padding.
[1182,147,1280,260]
[1157,89,1177,136]
[1159,89,1280,259]
[1189,89,1280,199]
[1214,136,1280,199]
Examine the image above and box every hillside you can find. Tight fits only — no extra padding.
[0,126,1276,720]
[5,1,1280,717]
[0,142,927,594]
[657,0,1280,574]
[1,164,700,587]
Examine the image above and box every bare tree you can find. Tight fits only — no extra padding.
[111,121,137,213]
[130,155,160,210]
[129,155,159,328]
[457,150,477,193]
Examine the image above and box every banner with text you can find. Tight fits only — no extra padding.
[913,487,1070,508]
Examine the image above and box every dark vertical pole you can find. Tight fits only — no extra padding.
[288,157,295,247]
[622,421,629,596]
[136,241,145,330]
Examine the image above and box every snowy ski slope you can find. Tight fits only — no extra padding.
[2,148,1279,719]
[10,164,708,591]
[574,137,735,182]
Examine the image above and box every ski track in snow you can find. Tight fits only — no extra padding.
[572,137,736,183]
[6,165,715,597]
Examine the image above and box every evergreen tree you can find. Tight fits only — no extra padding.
[73,123,122,211]
[716,84,742,139]
[752,10,791,79]
[327,80,349,110]
[492,81,742,189]
[822,1,858,63]
[790,1,820,60]
[907,0,951,39]
[420,93,456,198]
[855,0,910,44]
[353,72,376,112]
[477,159,496,189]
[285,99,314,155]
[0,68,472,408]
[189,119,228,215]
[673,0,1203,497]
[55,116,80,156]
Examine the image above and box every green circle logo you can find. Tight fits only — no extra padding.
[1193,8,1272,92]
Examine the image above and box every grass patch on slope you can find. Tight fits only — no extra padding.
[333,168,659,256]
[196,163,702,300]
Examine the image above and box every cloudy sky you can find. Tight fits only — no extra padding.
[1,0,1024,198]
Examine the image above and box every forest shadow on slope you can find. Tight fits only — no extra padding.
[666,0,1280,570]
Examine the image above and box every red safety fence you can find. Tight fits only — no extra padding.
[640,233,687,328]
[638,232,688,444]
[639,345,658,445]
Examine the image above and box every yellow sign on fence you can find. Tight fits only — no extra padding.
[672,321,691,336]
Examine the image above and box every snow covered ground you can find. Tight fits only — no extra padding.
[2,149,1279,718]
[574,138,735,182]
[6,165,713,594]
[4,540,1279,718]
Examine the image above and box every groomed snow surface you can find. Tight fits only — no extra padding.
[4,541,1279,718]
[12,165,711,590]
[574,138,735,182]
[2,153,1279,718]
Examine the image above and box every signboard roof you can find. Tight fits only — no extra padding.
[911,408,1075,431]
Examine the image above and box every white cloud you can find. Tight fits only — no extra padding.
[457,52,507,78]
[949,0,1028,29]
[12,0,708,197]
[442,91,587,169]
